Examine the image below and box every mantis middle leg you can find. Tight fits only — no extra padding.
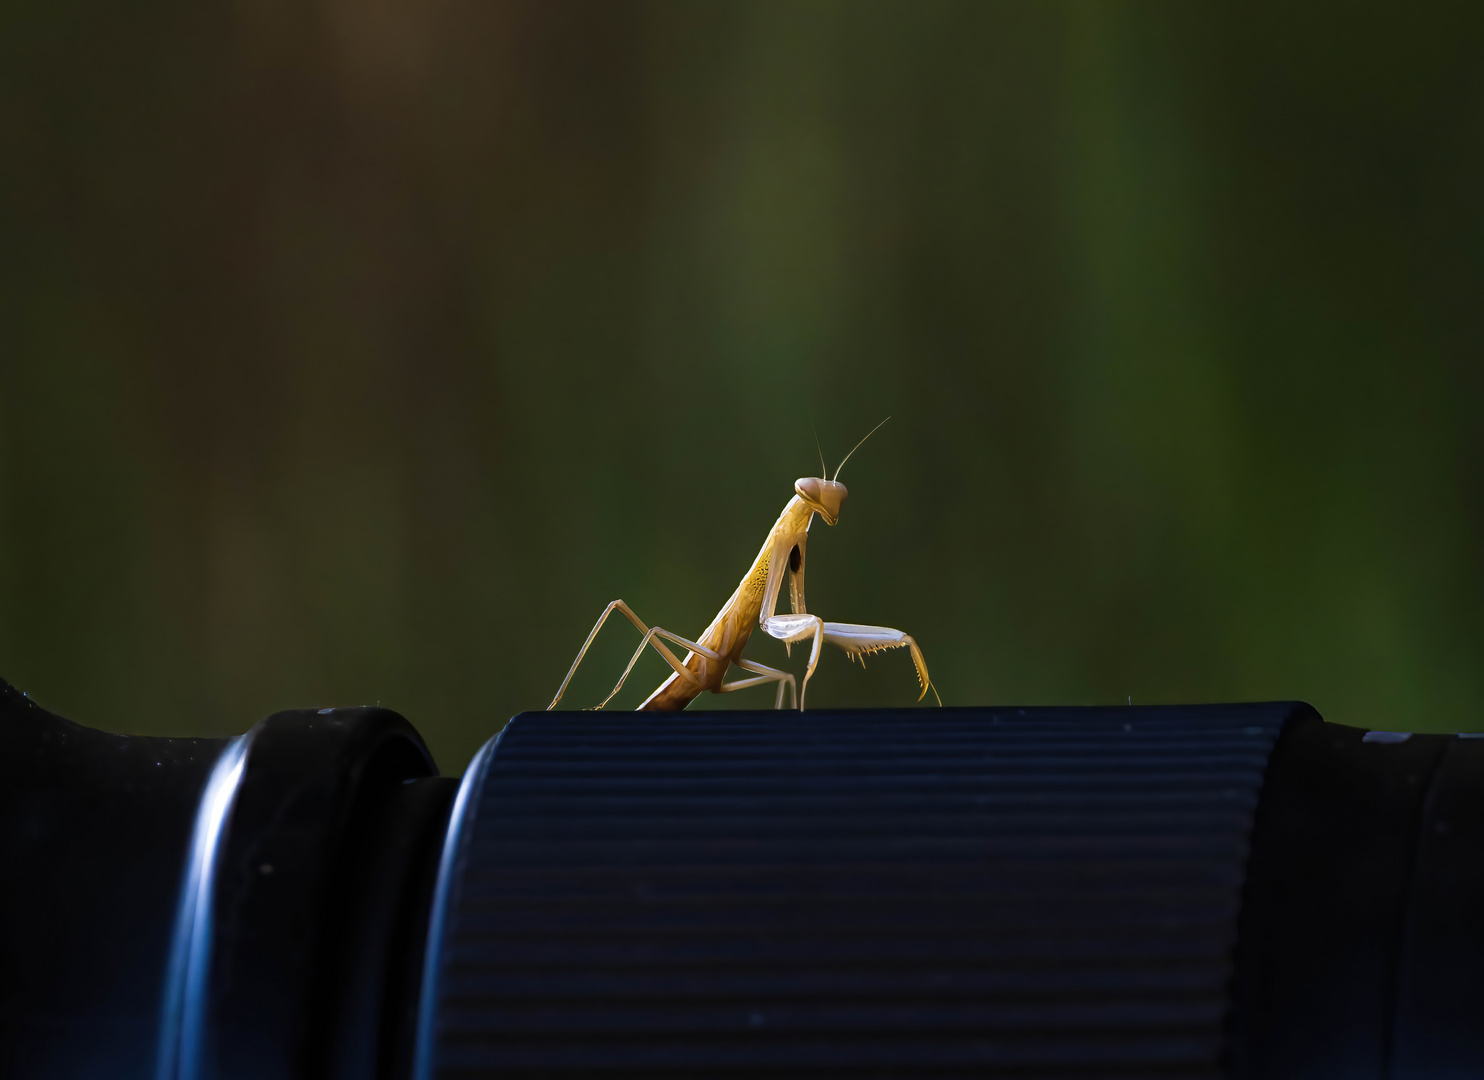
[718,658,798,710]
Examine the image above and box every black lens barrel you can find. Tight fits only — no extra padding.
[1232,719,1484,1079]
[0,682,228,1079]
[3,678,1482,1080]
[418,706,1290,1079]
[0,680,453,1080]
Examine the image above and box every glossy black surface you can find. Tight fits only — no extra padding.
[0,677,228,1078]
[419,704,1304,1079]
[0,680,453,1080]
[197,707,450,1080]
[7,684,1484,1080]
[1391,736,1484,1079]
[1230,722,1484,1079]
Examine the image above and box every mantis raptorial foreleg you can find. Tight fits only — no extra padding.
[759,615,942,708]
[761,613,826,708]
[821,621,943,706]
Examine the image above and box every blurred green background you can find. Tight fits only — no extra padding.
[2,1,1481,773]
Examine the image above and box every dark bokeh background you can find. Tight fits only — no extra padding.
[3,2,1481,773]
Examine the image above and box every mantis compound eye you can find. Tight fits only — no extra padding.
[794,477,847,524]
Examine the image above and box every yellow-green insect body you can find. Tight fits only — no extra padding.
[547,420,939,711]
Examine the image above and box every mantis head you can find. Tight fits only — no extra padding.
[795,477,847,525]
[797,415,888,525]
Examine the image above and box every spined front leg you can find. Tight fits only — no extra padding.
[822,622,941,705]
[761,613,824,709]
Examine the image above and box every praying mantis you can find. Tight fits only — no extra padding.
[547,419,941,712]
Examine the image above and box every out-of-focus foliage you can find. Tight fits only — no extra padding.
[2,1,1481,772]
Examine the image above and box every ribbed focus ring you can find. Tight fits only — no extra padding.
[421,705,1302,1079]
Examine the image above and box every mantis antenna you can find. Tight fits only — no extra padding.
[813,425,828,478]
[833,416,891,481]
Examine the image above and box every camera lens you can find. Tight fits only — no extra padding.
[3,678,1482,1079]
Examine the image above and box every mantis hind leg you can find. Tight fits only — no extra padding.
[594,625,723,710]
[547,600,719,711]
